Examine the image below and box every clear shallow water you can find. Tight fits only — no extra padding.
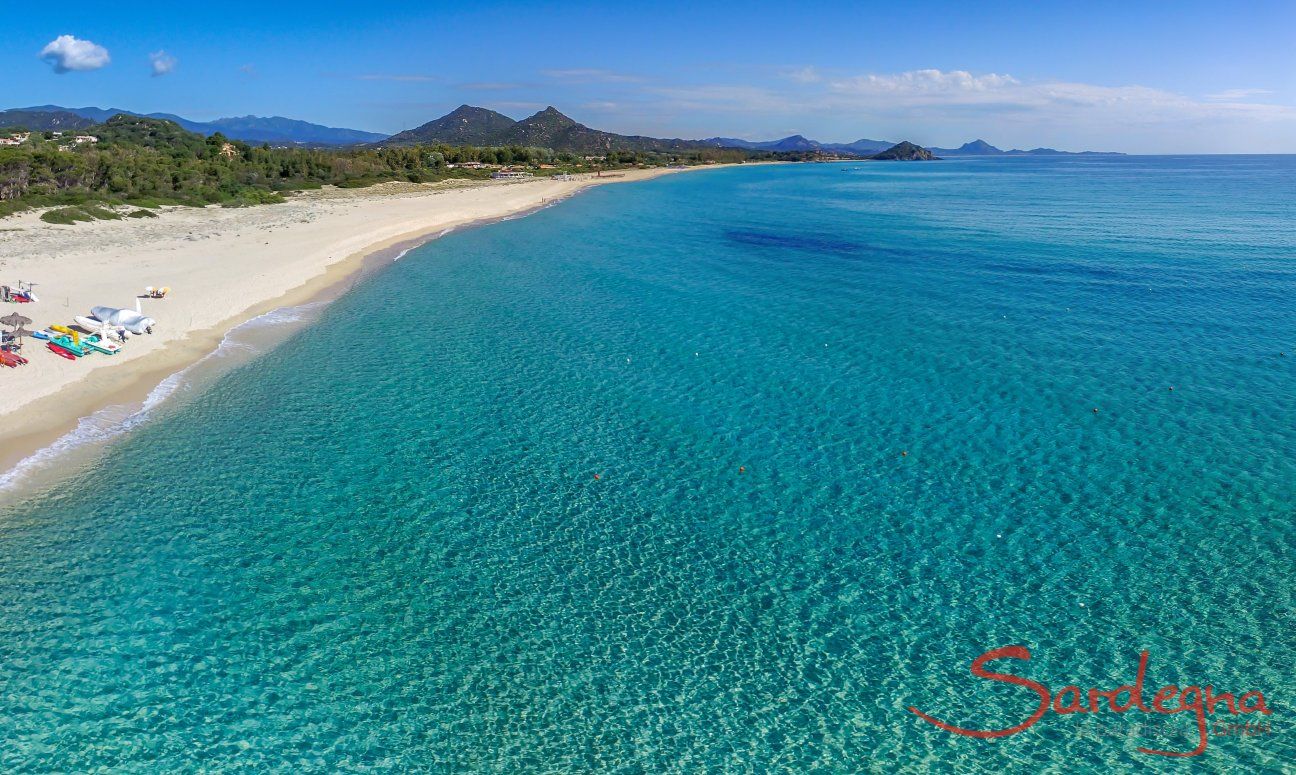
[1,157,1293,772]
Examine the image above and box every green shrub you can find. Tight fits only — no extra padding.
[127,209,158,218]
[41,207,93,225]
[219,189,285,207]
[81,205,123,220]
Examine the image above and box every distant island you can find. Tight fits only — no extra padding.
[927,139,1123,156]
[868,141,937,161]
[700,135,894,155]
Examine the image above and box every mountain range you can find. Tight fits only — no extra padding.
[384,105,713,153]
[699,135,895,154]
[384,106,1120,155]
[928,139,1122,156]
[1,103,1121,156]
[1,106,389,146]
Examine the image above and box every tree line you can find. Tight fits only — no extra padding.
[0,115,801,217]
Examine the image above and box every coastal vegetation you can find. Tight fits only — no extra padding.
[0,114,790,219]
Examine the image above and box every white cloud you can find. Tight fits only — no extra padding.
[1205,88,1273,101]
[355,74,439,82]
[782,66,822,84]
[149,50,176,77]
[39,35,110,73]
[831,69,1019,95]
[541,68,643,83]
[459,81,526,91]
[634,68,1296,152]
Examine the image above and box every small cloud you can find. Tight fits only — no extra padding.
[355,74,439,82]
[459,81,525,91]
[39,34,110,73]
[830,69,1019,95]
[1205,88,1274,101]
[782,66,821,84]
[149,50,176,77]
[541,68,642,83]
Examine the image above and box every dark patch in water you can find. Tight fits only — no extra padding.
[985,259,1128,281]
[725,229,861,255]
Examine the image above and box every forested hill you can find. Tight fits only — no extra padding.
[385,105,711,152]
[0,109,95,132]
[4,105,388,146]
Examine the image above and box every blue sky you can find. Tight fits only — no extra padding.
[3,0,1294,152]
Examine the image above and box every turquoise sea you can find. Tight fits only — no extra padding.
[1,157,1293,772]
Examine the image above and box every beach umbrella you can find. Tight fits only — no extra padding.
[0,312,32,328]
[9,326,34,340]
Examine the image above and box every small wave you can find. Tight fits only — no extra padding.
[394,228,456,261]
[0,301,328,493]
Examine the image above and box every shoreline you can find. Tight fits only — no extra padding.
[0,165,737,486]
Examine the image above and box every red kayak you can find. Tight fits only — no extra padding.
[0,350,27,367]
[47,342,77,360]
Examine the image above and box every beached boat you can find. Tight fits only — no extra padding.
[0,350,28,367]
[90,303,155,335]
[46,341,77,360]
[49,324,81,345]
[74,316,128,342]
[49,334,88,357]
[2,282,39,303]
[84,334,122,355]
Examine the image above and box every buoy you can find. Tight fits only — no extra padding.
[739,466,745,474]
[901,450,908,457]
[593,473,600,480]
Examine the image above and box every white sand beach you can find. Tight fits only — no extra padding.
[0,167,704,475]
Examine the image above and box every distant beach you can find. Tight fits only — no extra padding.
[0,166,720,481]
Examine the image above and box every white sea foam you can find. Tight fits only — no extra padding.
[0,300,329,494]
[393,228,456,261]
